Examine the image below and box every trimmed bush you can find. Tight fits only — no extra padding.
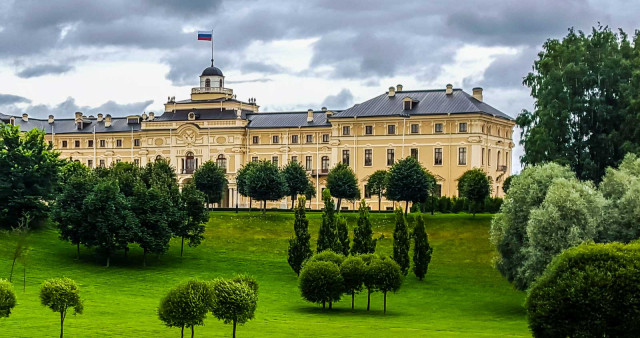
[210,277,258,338]
[340,256,365,310]
[0,279,16,318]
[299,261,344,309]
[306,250,345,267]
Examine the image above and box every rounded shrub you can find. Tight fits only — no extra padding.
[525,242,640,337]
[299,261,343,309]
[0,279,16,318]
[306,250,345,267]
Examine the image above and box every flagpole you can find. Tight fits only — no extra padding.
[211,29,214,66]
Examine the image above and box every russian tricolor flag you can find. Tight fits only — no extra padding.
[198,31,212,41]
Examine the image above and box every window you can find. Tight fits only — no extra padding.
[88,140,94,147]
[62,140,68,148]
[252,156,258,162]
[322,134,329,143]
[482,148,485,165]
[74,140,80,148]
[364,184,371,198]
[184,152,195,174]
[134,159,140,166]
[87,159,93,168]
[364,149,372,166]
[342,126,350,136]
[116,159,121,163]
[410,148,418,159]
[291,135,299,144]
[272,135,279,144]
[497,151,501,167]
[252,136,259,144]
[291,156,298,163]
[216,154,227,171]
[100,140,106,147]
[272,156,278,166]
[365,126,373,135]
[435,123,443,133]
[116,139,122,147]
[342,149,350,165]
[387,149,395,166]
[205,78,210,88]
[434,184,442,197]
[321,156,329,172]
[458,147,467,165]
[434,148,443,165]
[403,101,412,110]
[387,125,396,135]
[134,139,140,147]
[459,122,468,133]
[99,159,105,168]
[411,124,419,134]
[306,134,313,143]
[305,156,312,170]
[488,149,492,166]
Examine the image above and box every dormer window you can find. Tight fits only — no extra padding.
[402,97,418,110]
[9,117,15,126]
[76,121,83,130]
[127,116,140,124]
[404,101,411,110]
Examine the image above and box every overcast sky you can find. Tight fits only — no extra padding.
[1,0,638,171]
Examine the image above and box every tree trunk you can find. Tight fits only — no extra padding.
[191,325,194,338]
[291,195,295,209]
[384,291,387,314]
[60,311,65,338]
[367,288,371,311]
[143,249,147,267]
[233,320,237,338]
[336,198,342,212]
[431,196,435,215]
[9,257,16,282]
[322,300,325,309]
[262,200,266,214]
[249,198,252,210]
[124,246,128,258]
[76,243,80,260]
[106,252,110,268]
[405,201,409,215]
[181,326,184,338]
[378,194,382,212]
[181,237,185,257]
[329,301,332,309]
[351,291,355,310]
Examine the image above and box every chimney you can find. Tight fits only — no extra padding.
[148,112,155,121]
[48,115,54,124]
[105,114,112,128]
[472,87,483,102]
[307,109,314,123]
[446,84,453,95]
[21,113,28,122]
[388,86,395,97]
[321,107,327,112]
[75,111,82,120]
[97,113,103,122]
[141,112,148,121]
[396,84,403,92]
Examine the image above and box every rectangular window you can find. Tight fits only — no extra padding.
[99,159,105,168]
[411,124,419,134]
[305,156,312,170]
[291,156,298,163]
[88,140,94,147]
[411,148,418,159]
[74,140,80,148]
[458,147,467,165]
[342,126,350,136]
[252,156,258,162]
[272,156,278,166]
[322,134,329,143]
[482,148,485,165]
[434,148,443,165]
[365,125,373,135]
[100,139,106,147]
[272,135,279,144]
[459,122,468,133]
[342,149,350,165]
[364,184,371,198]
[87,159,93,168]
[252,136,259,144]
[435,123,443,133]
[306,134,313,143]
[387,149,395,166]
[134,139,140,147]
[116,139,122,147]
[291,135,299,144]
[134,159,140,166]
[387,124,396,135]
[62,140,68,148]
[488,149,492,166]
[364,149,372,166]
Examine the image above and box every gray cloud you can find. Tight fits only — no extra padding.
[1,97,153,119]
[226,78,273,84]
[321,89,354,109]
[240,61,285,75]
[0,93,31,105]
[16,64,75,78]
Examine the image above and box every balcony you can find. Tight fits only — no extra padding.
[309,168,329,176]
[191,87,233,95]
[497,165,508,172]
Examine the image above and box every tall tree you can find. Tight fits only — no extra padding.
[282,161,310,209]
[40,278,83,338]
[392,208,410,275]
[326,163,360,211]
[351,200,377,255]
[158,279,213,338]
[517,26,637,182]
[109,161,141,197]
[236,161,259,210]
[193,161,228,209]
[370,258,403,314]
[317,189,339,253]
[131,182,173,266]
[141,158,177,191]
[336,215,350,256]
[385,157,435,215]
[177,183,209,257]
[304,181,316,209]
[245,160,288,214]
[0,124,63,228]
[366,170,388,211]
[412,213,433,280]
[288,197,313,275]
[457,168,491,216]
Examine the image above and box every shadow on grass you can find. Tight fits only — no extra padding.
[292,305,404,318]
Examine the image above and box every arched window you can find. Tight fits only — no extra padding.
[321,156,329,173]
[185,151,195,174]
[216,154,227,171]
[205,78,211,88]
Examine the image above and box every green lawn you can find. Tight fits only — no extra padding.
[0,212,529,337]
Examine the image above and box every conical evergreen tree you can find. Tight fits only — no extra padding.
[317,189,338,253]
[392,208,410,275]
[288,197,313,275]
[336,216,350,256]
[351,200,377,255]
[412,213,433,280]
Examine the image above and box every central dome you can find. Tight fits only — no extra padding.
[201,66,224,77]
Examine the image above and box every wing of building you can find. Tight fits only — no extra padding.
[1,65,515,210]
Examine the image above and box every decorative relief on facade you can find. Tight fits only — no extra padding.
[216,136,226,144]
[154,138,164,146]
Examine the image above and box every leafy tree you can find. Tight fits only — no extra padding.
[178,183,209,257]
[245,160,288,214]
[366,170,388,211]
[307,250,345,267]
[288,197,313,275]
[326,163,360,211]
[58,161,89,188]
[131,181,173,266]
[109,161,141,197]
[385,157,435,215]
[412,214,433,280]
[83,179,138,267]
[299,261,343,309]
[457,168,491,216]
[336,216,350,256]
[392,208,410,275]
[210,277,259,338]
[361,253,381,311]
[317,189,339,253]
[351,200,376,255]
[40,278,83,338]
[141,158,177,191]
[502,175,516,195]
[282,161,310,209]
[158,279,213,338]
[490,163,575,290]
[236,161,259,210]
[525,242,640,337]
[304,181,316,209]
[369,258,403,314]
[0,279,16,318]
[0,124,63,228]
[340,256,365,310]
[193,161,228,208]
[517,26,638,183]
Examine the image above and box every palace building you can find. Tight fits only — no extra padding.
[1,63,515,210]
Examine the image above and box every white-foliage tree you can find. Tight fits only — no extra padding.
[598,154,640,243]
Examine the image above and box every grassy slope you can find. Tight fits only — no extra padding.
[0,212,529,337]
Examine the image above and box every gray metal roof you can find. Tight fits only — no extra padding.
[2,115,141,134]
[246,111,333,129]
[332,89,513,120]
[155,109,251,121]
